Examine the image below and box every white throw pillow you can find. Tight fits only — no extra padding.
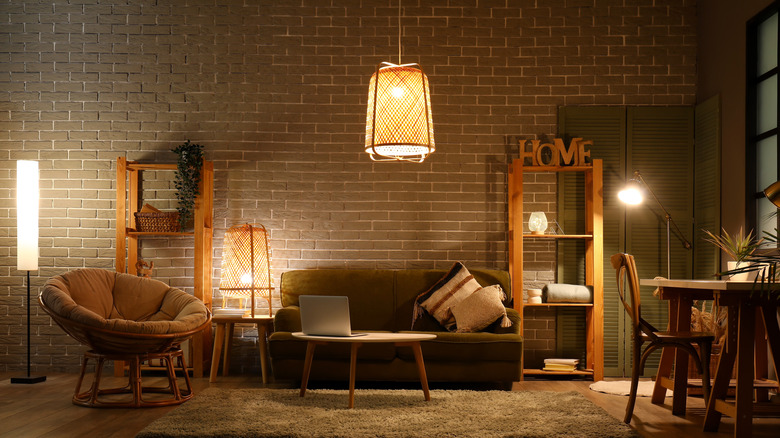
[451,284,512,333]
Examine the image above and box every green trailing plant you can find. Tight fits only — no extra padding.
[702,227,762,263]
[172,140,204,230]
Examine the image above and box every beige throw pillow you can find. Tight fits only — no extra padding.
[451,285,512,333]
[419,262,483,329]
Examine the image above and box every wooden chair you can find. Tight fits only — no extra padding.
[610,253,714,423]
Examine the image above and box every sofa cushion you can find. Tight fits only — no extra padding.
[451,285,511,333]
[397,331,523,362]
[415,262,482,330]
[280,269,396,331]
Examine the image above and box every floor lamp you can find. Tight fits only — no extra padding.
[618,170,692,278]
[11,160,46,384]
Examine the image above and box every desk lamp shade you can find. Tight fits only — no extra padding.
[17,160,39,271]
[218,224,273,317]
[763,180,780,208]
[365,62,434,162]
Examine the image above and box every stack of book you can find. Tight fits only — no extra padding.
[543,358,579,372]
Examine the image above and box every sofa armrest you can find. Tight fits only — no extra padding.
[491,308,522,335]
[273,306,301,332]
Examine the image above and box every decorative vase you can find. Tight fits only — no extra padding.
[528,212,548,235]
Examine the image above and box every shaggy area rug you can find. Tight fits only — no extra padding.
[589,380,672,397]
[136,388,638,438]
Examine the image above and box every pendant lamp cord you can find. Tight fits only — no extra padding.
[398,0,402,64]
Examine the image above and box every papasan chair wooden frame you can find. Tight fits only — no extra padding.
[39,269,211,408]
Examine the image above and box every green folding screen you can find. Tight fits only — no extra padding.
[556,104,719,377]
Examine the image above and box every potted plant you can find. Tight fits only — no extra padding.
[172,140,204,230]
[702,227,763,280]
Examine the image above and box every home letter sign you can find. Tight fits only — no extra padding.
[518,138,592,166]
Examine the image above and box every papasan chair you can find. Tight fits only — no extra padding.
[39,268,211,408]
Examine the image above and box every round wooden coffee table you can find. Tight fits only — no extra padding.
[291,332,437,408]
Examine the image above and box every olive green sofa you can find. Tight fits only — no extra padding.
[267,268,523,386]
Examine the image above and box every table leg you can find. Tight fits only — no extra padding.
[671,295,692,416]
[704,303,739,432]
[760,304,780,382]
[348,342,362,409]
[299,341,317,397]
[256,322,269,384]
[411,342,431,401]
[653,295,679,404]
[223,323,235,376]
[754,307,769,402]
[733,300,756,438]
[209,322,226,383]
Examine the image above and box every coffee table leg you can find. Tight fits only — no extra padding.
[299,341,317,397]
[411,342,431,401]
[348,342,361,408]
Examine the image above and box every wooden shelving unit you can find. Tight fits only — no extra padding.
[115,157,214,378]
[508,159,604,381]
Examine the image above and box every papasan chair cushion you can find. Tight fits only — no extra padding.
[43,268,208,335]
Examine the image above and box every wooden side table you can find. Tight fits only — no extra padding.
[209,315,274,384]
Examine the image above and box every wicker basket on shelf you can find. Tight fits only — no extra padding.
[134,204,180,233]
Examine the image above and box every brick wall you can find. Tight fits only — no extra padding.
[0,0,697,374]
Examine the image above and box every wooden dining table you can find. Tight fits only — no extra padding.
[640,278,780,437]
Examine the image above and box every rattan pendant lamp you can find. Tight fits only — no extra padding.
[218,223,273,317]
[365,0,434,162]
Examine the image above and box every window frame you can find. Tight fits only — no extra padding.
[746,2,780,235]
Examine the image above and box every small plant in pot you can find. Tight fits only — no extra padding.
[172,140,204,230]
[702,227,763,280]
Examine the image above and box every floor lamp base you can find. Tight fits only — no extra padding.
[11,375,46,384]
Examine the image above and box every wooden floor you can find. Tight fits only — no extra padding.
[1,371,779,437]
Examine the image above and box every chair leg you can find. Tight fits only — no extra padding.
[163,352,182,401]
[73,352,90,401]
[129,356,142,408]
[177,350,193,398]
[89,355,106,406]
[699,341,712,403]
[625,338,642,424]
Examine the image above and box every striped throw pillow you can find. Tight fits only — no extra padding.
[417,262,483,330]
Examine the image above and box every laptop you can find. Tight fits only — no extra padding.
[299,295,367,337]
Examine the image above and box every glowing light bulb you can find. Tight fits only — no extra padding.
[240,272,253,285]
[618,187,643,205]
[392,87,404,98]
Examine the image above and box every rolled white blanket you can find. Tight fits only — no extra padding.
[543,284,593,303]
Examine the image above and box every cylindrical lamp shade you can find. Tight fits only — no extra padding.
[365,62,434,162]
[17,161,39,271]
[218,224,273,317]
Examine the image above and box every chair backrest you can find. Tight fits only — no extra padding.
[610,253,644,334]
